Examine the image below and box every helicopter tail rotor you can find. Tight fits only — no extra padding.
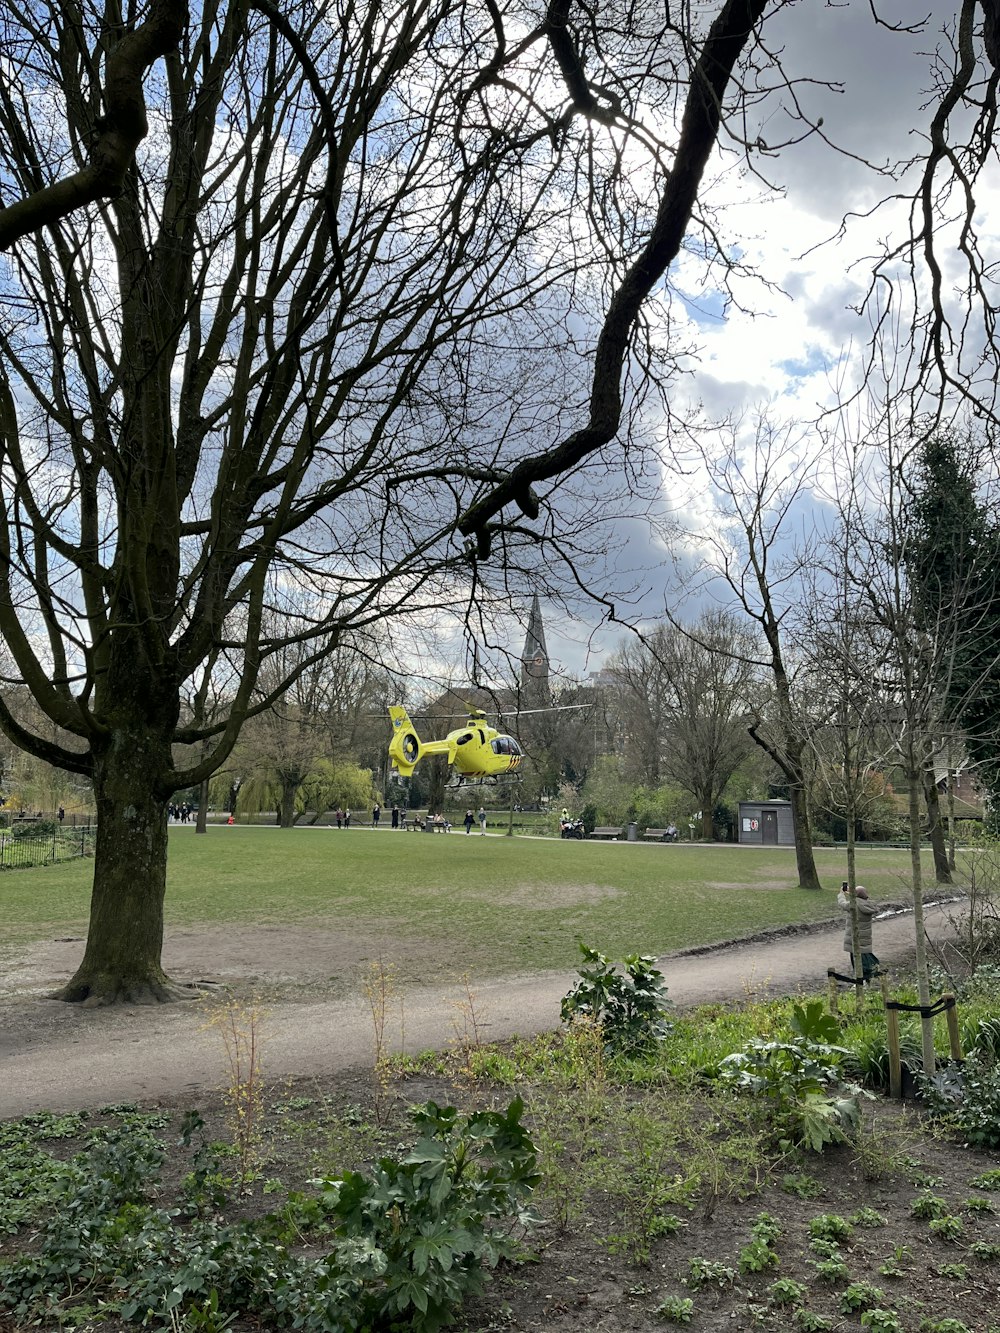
[388,706,422,777]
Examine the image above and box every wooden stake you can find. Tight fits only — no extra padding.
[827,969,838,1015]
[943,993,963,1061]
[882,975,902,1100]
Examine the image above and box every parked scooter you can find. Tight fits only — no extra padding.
[560,817,586,840]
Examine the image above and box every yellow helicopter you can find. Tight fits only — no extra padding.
[388,705,525,788]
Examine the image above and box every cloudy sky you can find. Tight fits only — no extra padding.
[525,1,985,683]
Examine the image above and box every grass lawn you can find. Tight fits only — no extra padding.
[0,828,944,978]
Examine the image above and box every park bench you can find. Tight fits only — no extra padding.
[591,826,625,839]
[643,828,679,842]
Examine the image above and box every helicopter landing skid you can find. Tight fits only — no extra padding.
[445,774,522,790]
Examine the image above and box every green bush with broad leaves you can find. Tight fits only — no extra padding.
[718,1002,866,1151]
[0,1099,539,1333]
[560,943,673,1056]
[916,1051,1000,1149]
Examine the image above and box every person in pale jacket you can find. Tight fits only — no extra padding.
[837,881,880,983]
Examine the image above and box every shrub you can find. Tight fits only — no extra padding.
[719,1004,863,1151]
[560,944,673,1056]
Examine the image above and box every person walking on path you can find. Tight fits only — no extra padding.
[391,806,399,829]
[477,806,487,835]
[344,809,351,828]
[838,881,880,982]
[372,803,381,828]
[335,808,343,829]
[464,809,474,834]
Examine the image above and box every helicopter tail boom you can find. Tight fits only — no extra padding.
[388,706,421,776]
[388,705,456,776]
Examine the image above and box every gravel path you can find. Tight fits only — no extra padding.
[0,901,958,1117]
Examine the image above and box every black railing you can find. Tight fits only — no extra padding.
[0,824,96,871]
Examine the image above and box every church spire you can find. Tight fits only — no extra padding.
[520,593,550,705]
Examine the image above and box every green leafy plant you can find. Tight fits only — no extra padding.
[808,1213,853,1243]
[963,1193,993,1212]
[861,1310,903,1333]
[970,1168,1000,1190]
[811,1257,850,1282]
[840,1281,887,1314]
[935,1263,969,1279]
[656,1295,694,1324]
[783,1172,822,1198]
[968,1240,1000,1262]
[560,944,673,1056]
[751,1211,783,1244]
[911,1192,948,1219]
[808,1238,842,1258]
[928,1214,964,1241]
[719,1011,863,1151]
[1,1098,540,1333]
[739,1238,780,1273]
[917,1053,1000,1149]
[850,1205,888,1227]
[767,1277,806,1305]
[920,1320,973,1332]
[685,1258,736,1289]
[794,1313,834,1332]
[183,1289,239,1333]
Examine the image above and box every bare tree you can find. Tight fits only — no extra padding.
[0,0,779,1003]
[670,419,824,887]
[609,612,759,836]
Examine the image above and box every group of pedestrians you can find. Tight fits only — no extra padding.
[463,807,487,835]
[333,803,487,833]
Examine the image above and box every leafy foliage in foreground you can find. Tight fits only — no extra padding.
[560,943,673,1056]
[718,1002,866,1150]
[0,1099,538,1332]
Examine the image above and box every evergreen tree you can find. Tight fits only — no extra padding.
[905,432,1000,798]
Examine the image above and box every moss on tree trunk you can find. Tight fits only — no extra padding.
[51,728,190,1006]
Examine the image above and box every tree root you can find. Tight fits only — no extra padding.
[49,973,206,1006]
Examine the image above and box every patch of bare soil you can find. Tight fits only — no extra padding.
[0,923,448,1004]
[456,882,623,908]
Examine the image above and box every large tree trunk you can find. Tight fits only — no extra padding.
[279,777,298,828]
[196,777,209,834]
[923,768,952,884]
[700,786,714,839]
[51,728,186,1006]
[788,778,822,890]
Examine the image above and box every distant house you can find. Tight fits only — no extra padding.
[738,799,795,846]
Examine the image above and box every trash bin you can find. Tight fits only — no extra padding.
[627,822,638,842]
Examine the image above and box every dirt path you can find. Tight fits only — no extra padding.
[0,902,958,1118]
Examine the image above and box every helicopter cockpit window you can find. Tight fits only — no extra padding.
[491,736,522,756]
[456,732,474,745]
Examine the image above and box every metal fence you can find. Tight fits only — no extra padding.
[0,824,96,871]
